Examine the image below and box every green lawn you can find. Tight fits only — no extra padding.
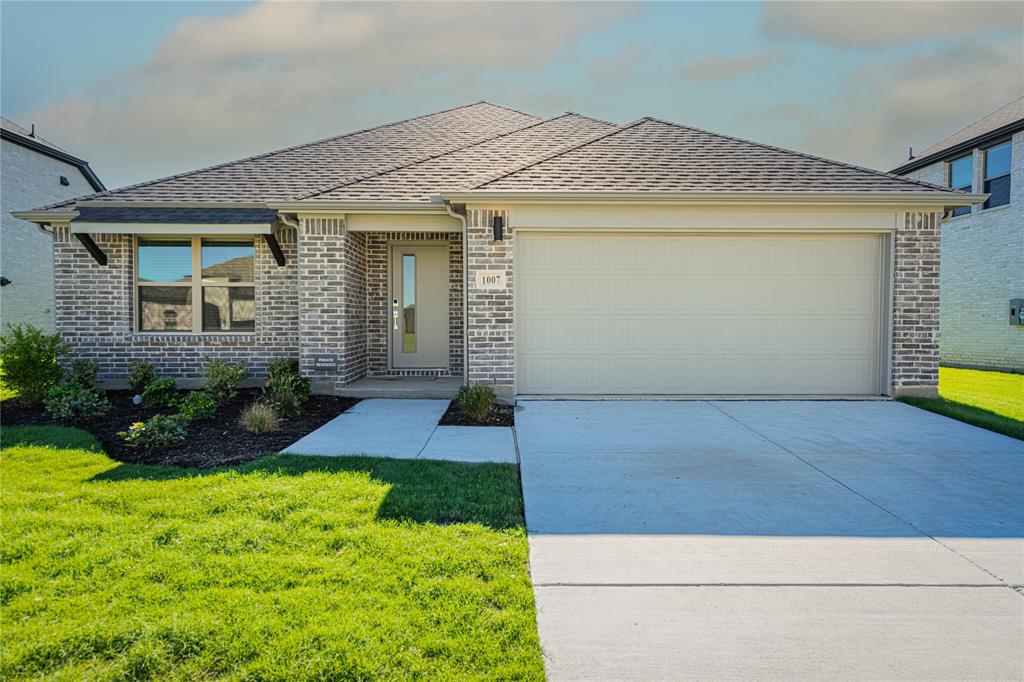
[900,367,1024,441]
[0,426,544,680]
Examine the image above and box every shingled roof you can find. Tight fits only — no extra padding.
[23,102,971,221]
[471,118,957,194]
[35,102,539,209]
[892,96,1024,175]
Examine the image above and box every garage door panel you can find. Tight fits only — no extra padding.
[517,233,883,395]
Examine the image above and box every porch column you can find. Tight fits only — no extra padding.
[297,217,368,393]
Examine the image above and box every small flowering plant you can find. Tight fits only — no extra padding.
[118,414,188,450]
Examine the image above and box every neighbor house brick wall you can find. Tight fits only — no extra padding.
[365,231,463,377]
[1,139,97,332]
[52,225,299,384]
[891,211,942,395]
[904,130,1024,372]
[465,209,514,394]
[297,217,367,392]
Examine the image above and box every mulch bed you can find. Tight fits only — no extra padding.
[438,399,514,427]
[1,389,359,468]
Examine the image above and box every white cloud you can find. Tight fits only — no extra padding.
[762,1,1023,49]
[790,40,1024,170]
[27,1,625,188]
[679,51,787,81]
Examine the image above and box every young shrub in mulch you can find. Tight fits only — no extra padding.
[177,390,217,422]
[118,414,188,451]
[69,360,102,392]
[43,381,112,423]
[204,360,248,404]
[457,384,496,422]
[263,358,310,417]
[126,362,157,395]
[0,324,70,404]
[142,378,178,408]
[239,402,279,434]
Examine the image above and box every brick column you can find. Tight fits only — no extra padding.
[297,217,367,392]
[465,208,514,395]
[891,211,941,397]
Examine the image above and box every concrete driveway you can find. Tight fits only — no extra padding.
[516,400,1024,681]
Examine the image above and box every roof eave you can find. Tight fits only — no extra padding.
[1,129,105,192]
[440,190,987,207]
[11,210,80,224]
[891,118,1024,175]
[268,200,449,214]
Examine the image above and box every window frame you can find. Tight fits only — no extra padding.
[947,154,974,218]
[982,140,1012,210]
[134,235,256,335]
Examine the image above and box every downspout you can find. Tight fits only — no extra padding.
[444,201,469,387]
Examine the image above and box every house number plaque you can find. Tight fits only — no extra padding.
[475,270,506,290]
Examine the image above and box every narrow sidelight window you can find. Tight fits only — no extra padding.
[948,155,973,217]
[136,236,255,333]
[983,141,1011,209]
[402,254,416,352]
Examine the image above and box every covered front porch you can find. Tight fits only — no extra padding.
[335,375,462,399]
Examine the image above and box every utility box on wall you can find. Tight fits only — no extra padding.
[1011,298,1023,325]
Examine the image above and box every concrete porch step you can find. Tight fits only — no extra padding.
[336,376,462,399]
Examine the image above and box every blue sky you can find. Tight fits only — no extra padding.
[2,1,1021,189]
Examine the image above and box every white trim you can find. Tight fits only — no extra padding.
[442,190,984,206]
[73,223,271,235]
[10,210,79,222]
[269,201,449,215]
[346,213,462,233]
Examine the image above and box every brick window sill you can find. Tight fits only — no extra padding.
[130,333,257,345]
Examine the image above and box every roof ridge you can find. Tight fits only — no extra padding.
[638,116,959,194]
[32,102,532,211]
[475,100,543,120]
[471,118,649,189]
[298,112,589,200]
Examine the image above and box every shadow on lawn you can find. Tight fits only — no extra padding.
[88,453,526,531]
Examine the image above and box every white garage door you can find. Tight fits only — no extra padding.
[516,232,884,395]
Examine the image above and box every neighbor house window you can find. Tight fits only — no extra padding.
[137,237,255,333]
[948,154,973,217]
[983,141,1011,209]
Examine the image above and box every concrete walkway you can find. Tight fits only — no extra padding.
[517,400,1024,681]
[283,399,517,464]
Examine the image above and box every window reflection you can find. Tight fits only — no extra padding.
[403,254,416,352]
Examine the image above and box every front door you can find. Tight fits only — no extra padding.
[390,245,449,369]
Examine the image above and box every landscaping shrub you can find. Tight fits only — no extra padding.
[457,384,495,422]
[204,360,248,403]
[0,324,70,403]
[177,390,217,422]
[43,381,111,422]
[266,357,300,380]
[69,360,101,391]
[263,360,310,417]
[126,362,157,394]
[142,378,179,408]
[239,402,279,433]
[119,414,188,450]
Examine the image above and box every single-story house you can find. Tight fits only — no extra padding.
[891,96,1023,373]
[13,102,985,398]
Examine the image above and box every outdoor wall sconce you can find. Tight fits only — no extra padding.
[492,215,504,242]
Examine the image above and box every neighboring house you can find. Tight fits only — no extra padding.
[892,96,1024,373]
[12,102,982,398]
[1,118,105,332]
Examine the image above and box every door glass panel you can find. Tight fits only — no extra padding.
[139,286,193,331]
[202,286,255,332]
[138,239,192,282]
[402,254,416,352]
[202,239,254,282]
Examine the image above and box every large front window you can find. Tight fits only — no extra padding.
[137,237,255,333]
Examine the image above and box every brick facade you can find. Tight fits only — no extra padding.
[365,231,463,377]
[465,209,514,394]
[904,130,1024,373]
[891,211,942,396]
[52,225,299,386]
